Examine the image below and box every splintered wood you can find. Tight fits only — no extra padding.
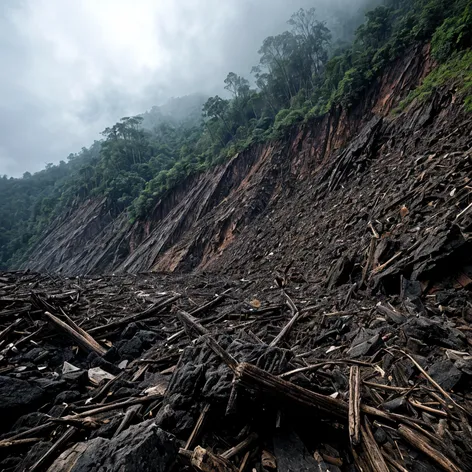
[349,366,361,446]
[0,270,471,471]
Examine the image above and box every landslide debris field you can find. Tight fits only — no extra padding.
[1,268,472,472]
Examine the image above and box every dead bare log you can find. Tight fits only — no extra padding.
[89,294,181,336]
[398,425,463,472]
[45,311,106,356]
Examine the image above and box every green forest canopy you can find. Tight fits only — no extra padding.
[1,0,472,269]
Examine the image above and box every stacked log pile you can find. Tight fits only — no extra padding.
[0,270,472,471]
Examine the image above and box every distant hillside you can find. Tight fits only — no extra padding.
[0,94,208,269]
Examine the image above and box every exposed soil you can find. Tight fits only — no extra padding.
[23,44,436,278]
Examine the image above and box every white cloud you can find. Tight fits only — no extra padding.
[0,0,367,176]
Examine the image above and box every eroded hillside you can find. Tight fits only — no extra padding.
[26,43,472,299]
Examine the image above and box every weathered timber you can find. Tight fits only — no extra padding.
[349,365,361,446]
[45,311,106,356]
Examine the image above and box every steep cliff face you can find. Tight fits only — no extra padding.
[23,199,127,274]
[26,43,472,293]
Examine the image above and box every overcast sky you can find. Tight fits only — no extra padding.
[0,0,369,177]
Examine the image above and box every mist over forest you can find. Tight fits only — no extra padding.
[0,0,379,177]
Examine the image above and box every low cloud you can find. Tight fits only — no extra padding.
[0,0,368,176]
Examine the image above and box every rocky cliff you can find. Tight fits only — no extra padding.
[24,44,472,295]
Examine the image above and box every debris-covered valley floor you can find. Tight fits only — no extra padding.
[1,268,472,472]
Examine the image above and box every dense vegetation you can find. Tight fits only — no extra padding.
[400,1,472,110]
[1,0,472,269]
[0,98,206,267]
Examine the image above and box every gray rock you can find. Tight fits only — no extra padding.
[348,334,381,358]
[89,354,121,376]
[117,336,143,359]
[428,359,462,391]
[62,369,88,384]
[48,420,177,472]
[12,412,51,432]
[23,347,48,363]
[15,440,53,471]
[121,322,140,340]
[113,386,139,399]
[454,358,472,376]
[88,415,124,440]
[135,330,157,345]
[382,395,406,412]
[374,427,388,444]
[33,378,66,397]
[0,376,45,429]
[274,429,329,472]
[325,256,353,289]
[55,390,81,405]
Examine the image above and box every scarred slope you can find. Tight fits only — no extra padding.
[118,44,434,276]
[215,91,472,294]
[25,42,471,296]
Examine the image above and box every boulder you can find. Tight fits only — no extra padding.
[47,420,177,472]
[0,376,45,430]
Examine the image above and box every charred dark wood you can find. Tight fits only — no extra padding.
[177,310,238,370]
[64,393,163,420]
[0,318,22,343]
[89,294,181,336]
[185,404,211,451]
[189,289,231,318]
[179,446,238,472]
[29,426,78,472]
[360,419,389,472]
[398,425,463,472]
[221,432,258,460]
[235,361,348,420]
[269,290,300,347]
